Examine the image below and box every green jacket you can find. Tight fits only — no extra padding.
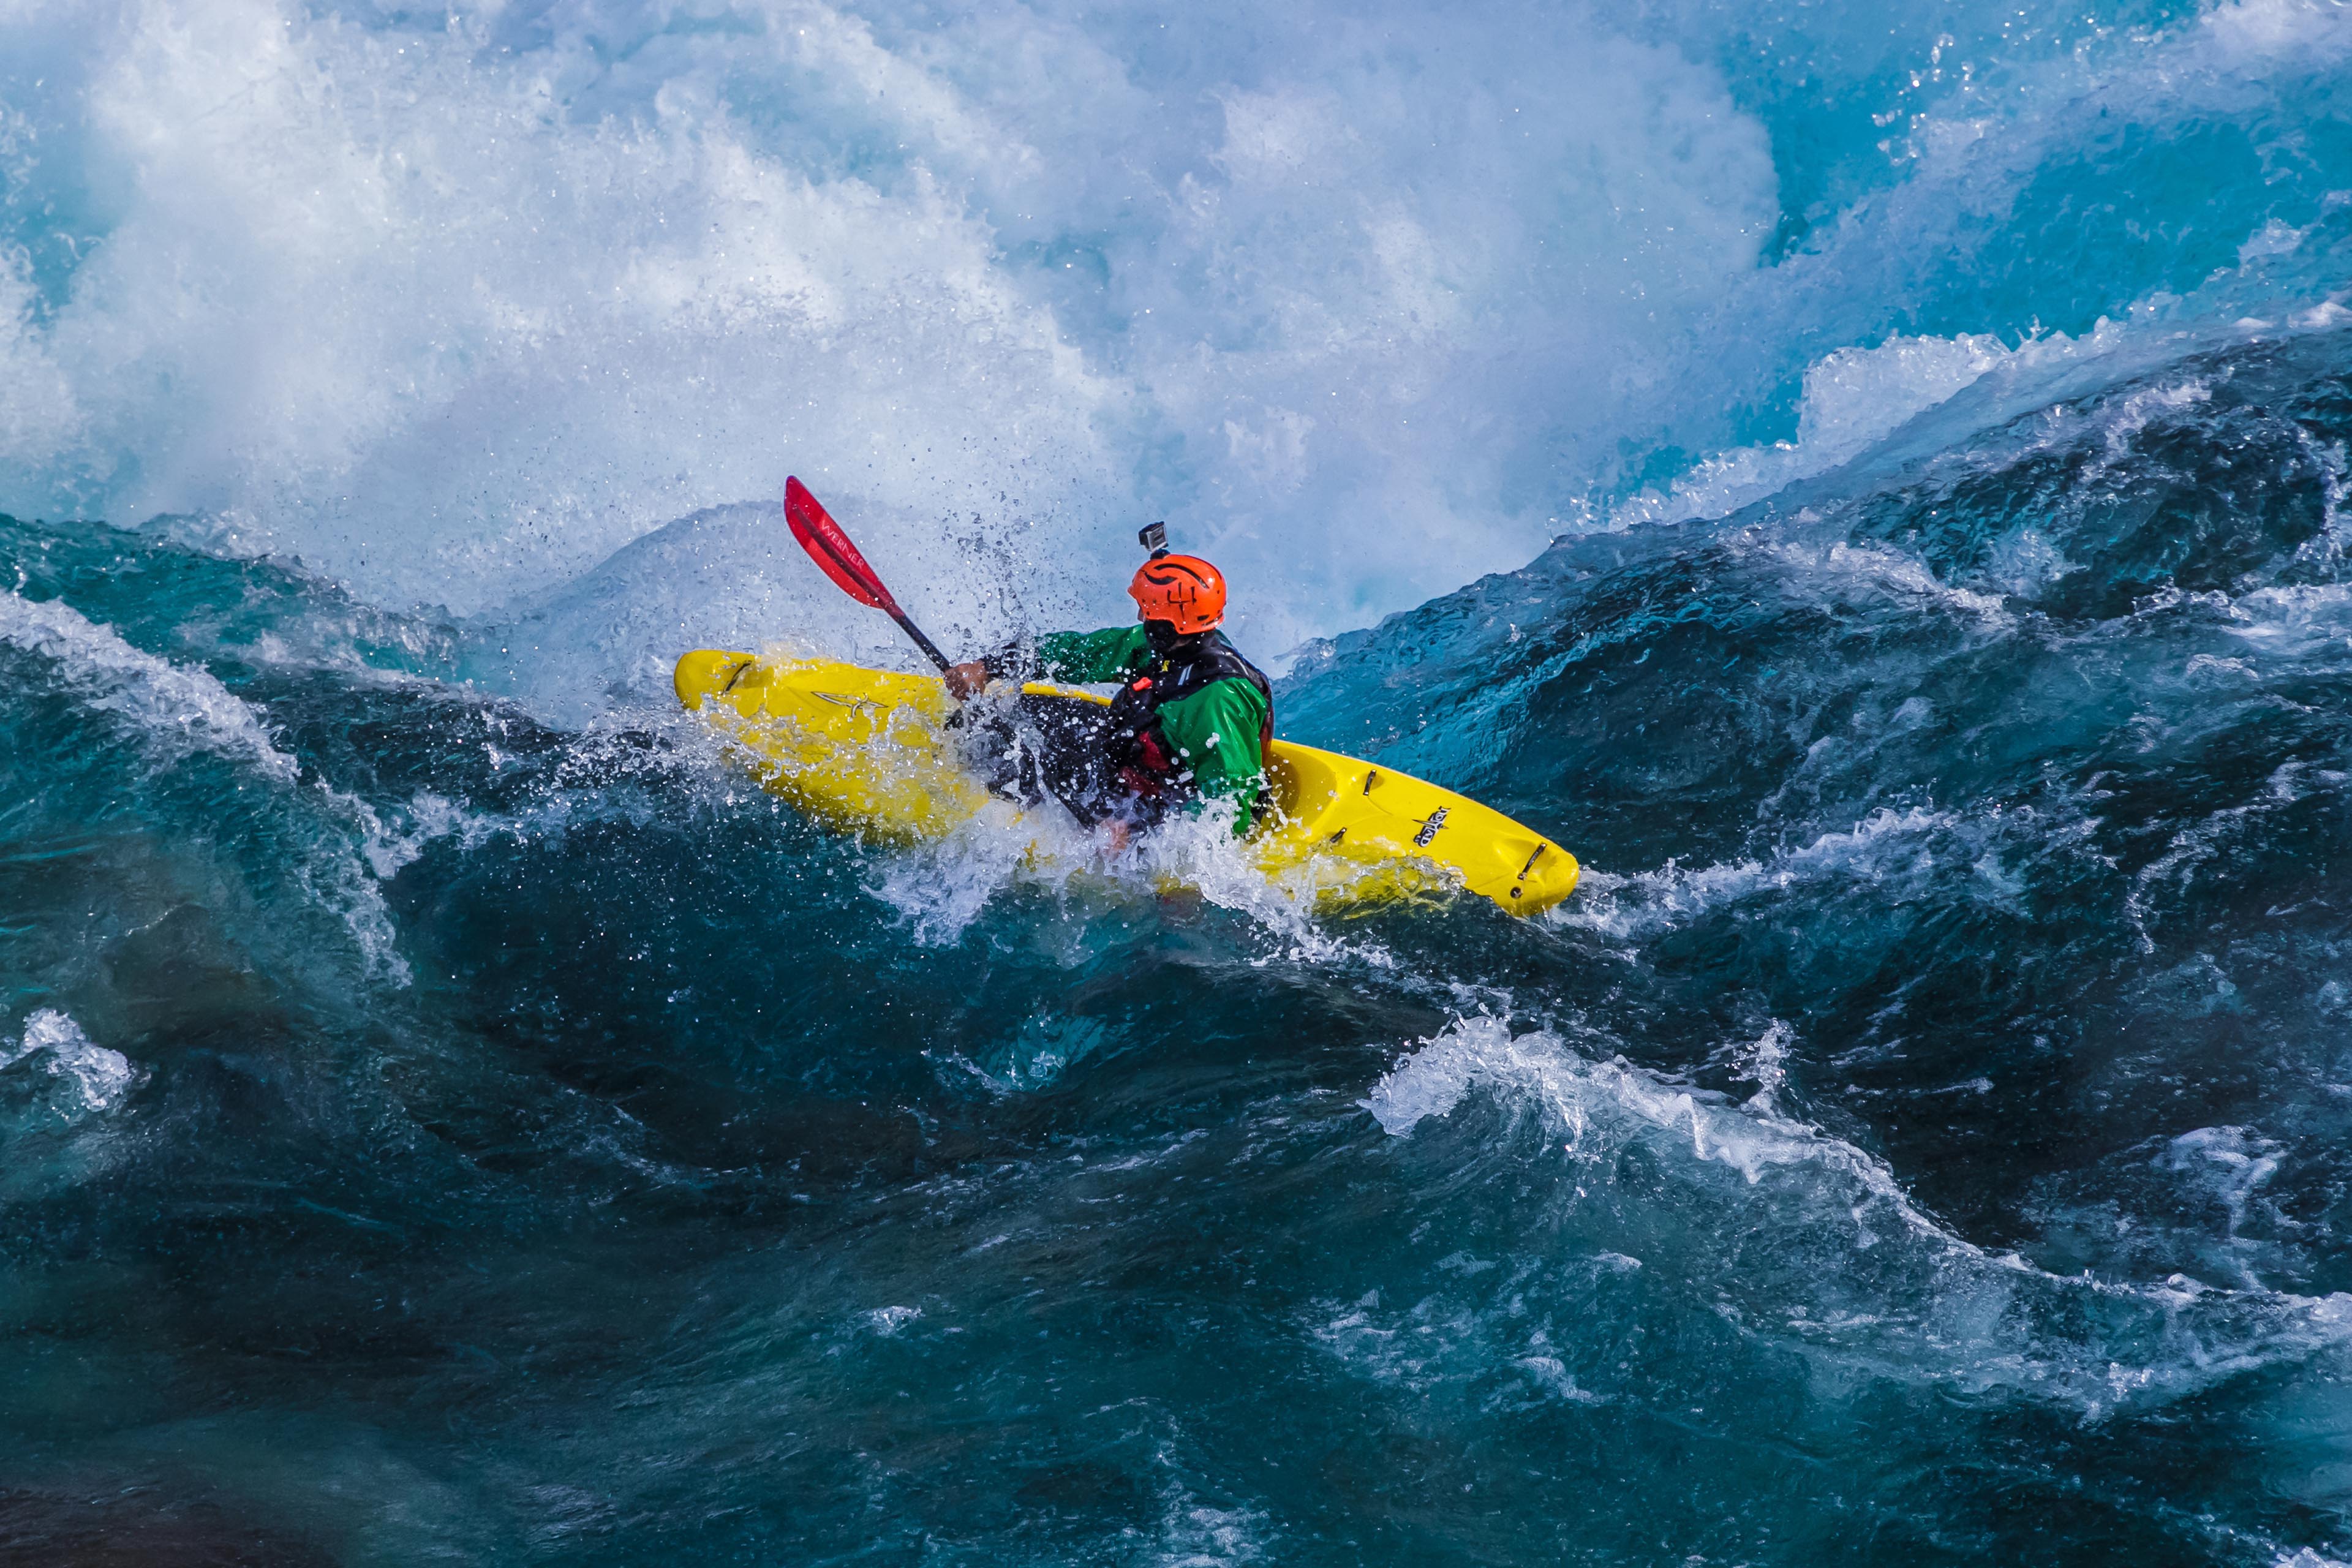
[1030,626,1272,832]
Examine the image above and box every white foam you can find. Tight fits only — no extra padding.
[864,796,1068,948]
[1363,1016,1940,1213]
[2275,1551,2352,1568]
[0,0,1747,652]
[0,589,298,782]
[1732,1019,1793,1115]
[2,1008,140,1118]
[0,589,417,982]
[2160,1126,2285,1288]
[1550,807,1985,941]
[0,239,79,472]
[1,0,2344,679]
[1356,1017,2352,1417]
[869,803,1383,968]
[2202,0,2352,65]
[1152,1496,1269,1568]
[1758,536,2011,626]
[856,744,1408,969]
[1599,0,2352,536]
[1614,330,2057,530]
[861,1305,921,1336]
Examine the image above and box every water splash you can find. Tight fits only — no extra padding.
[1,1008,139,1120]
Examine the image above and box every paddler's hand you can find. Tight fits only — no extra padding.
[943,660,989,699]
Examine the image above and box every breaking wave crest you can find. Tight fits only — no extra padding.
[1365,1016,2352,1423]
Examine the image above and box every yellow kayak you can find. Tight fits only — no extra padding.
[674,649,1580,914]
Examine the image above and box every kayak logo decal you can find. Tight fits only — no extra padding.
[1414,807,1449,847]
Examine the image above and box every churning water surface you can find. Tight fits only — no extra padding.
[8,0,2352,1562]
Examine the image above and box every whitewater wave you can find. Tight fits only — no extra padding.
[0,587,300,782]
[1550,807,2031,942]
[0,589,418,981]
[1,0,2346,660]
[1359,1016,2352,1421]
[1612,326,2113,532]
[862,786,1407,979]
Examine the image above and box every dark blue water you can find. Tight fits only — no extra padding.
[11,0,2352,1562]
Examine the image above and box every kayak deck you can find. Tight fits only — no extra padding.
[675,650,1580,914]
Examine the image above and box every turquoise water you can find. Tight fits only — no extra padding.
[8,1,2352,1561]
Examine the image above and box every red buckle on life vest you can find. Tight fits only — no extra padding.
[1133,729,1174,776]
[1116,765,1166,799]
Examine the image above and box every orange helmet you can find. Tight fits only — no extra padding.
[1129,553,1227,635]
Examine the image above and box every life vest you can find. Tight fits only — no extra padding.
[1104,630,1275,802]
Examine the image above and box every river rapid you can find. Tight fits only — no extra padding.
[8,1,2352,1562]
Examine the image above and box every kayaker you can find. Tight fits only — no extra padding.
[943,548,1274,837]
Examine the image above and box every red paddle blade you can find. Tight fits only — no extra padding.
[785,477,902,615]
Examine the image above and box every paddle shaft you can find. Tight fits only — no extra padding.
[889,611,954,673]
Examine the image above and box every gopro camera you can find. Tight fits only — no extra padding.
[1138,521,1169,559]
